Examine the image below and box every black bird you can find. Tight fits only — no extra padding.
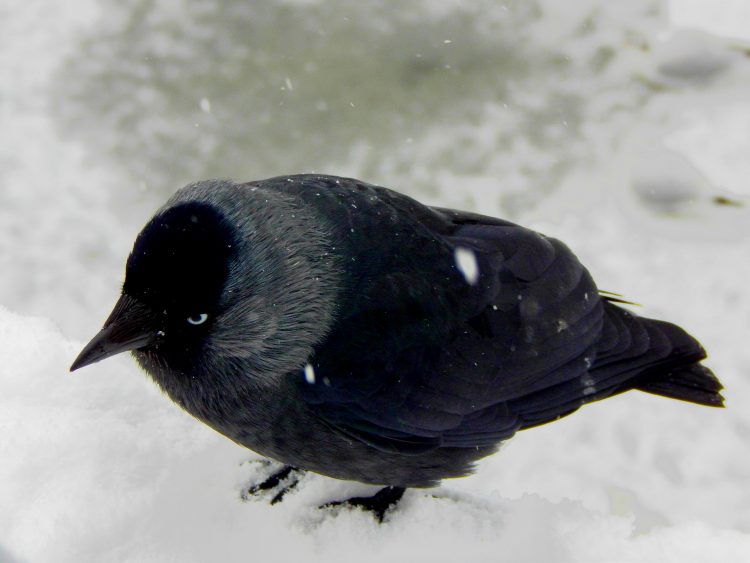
[71,174,723,520]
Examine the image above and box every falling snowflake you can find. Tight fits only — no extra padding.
[454,247,479,285]
[304,363,316,384]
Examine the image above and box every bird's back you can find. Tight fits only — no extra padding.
[247,175,722,471]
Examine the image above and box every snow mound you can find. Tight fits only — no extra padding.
[655,29,734,84]
[1,307,749,562]
[631,146,709,212]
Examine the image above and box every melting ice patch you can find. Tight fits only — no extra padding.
[454,247,479,285]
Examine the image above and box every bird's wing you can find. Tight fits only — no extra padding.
[262,176,606,454]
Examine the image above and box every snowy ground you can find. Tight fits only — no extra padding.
[2,1,750,561]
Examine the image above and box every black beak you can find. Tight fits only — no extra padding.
[70,294,162,372]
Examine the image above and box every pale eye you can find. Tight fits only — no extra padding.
[187,313,209,326]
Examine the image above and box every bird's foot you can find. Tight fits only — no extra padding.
[240,461,303,505]
[321,486,406,523]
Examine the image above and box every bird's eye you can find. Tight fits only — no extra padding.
[187,313,209,325]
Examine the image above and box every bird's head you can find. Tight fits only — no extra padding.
[70,180,340,382]
[70,199,238,374]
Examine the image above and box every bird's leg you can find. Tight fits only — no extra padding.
[321,486,406,522]
[241,462,303,505]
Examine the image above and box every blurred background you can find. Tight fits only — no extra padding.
[2,0,750,559]
[3,0,750,337]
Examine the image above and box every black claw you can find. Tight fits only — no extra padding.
[242,464,301,504]
[269,477,300,505]
[247,465,296,495]
[322,486,406,523]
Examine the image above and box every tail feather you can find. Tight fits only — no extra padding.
[631,317,724,407]
[636,364,724,407]
[513,303,724,429]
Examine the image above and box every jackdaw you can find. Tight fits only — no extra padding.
[71,174,724,520]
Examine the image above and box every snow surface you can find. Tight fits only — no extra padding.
[2,1,750,561]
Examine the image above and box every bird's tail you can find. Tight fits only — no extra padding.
[630,318,724,407]
[587,302,725,408]
[513,303,724,431]
[636,363,724,407]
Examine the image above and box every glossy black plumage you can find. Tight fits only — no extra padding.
[72,174,723,492]
[270,176,722,455]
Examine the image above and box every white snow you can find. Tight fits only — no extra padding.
[2,305,748,562]
[630,145,710,213]
[304,363,316,385]
[454,247,479,285]
[2,1,750,562]
[654,29,734,84]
